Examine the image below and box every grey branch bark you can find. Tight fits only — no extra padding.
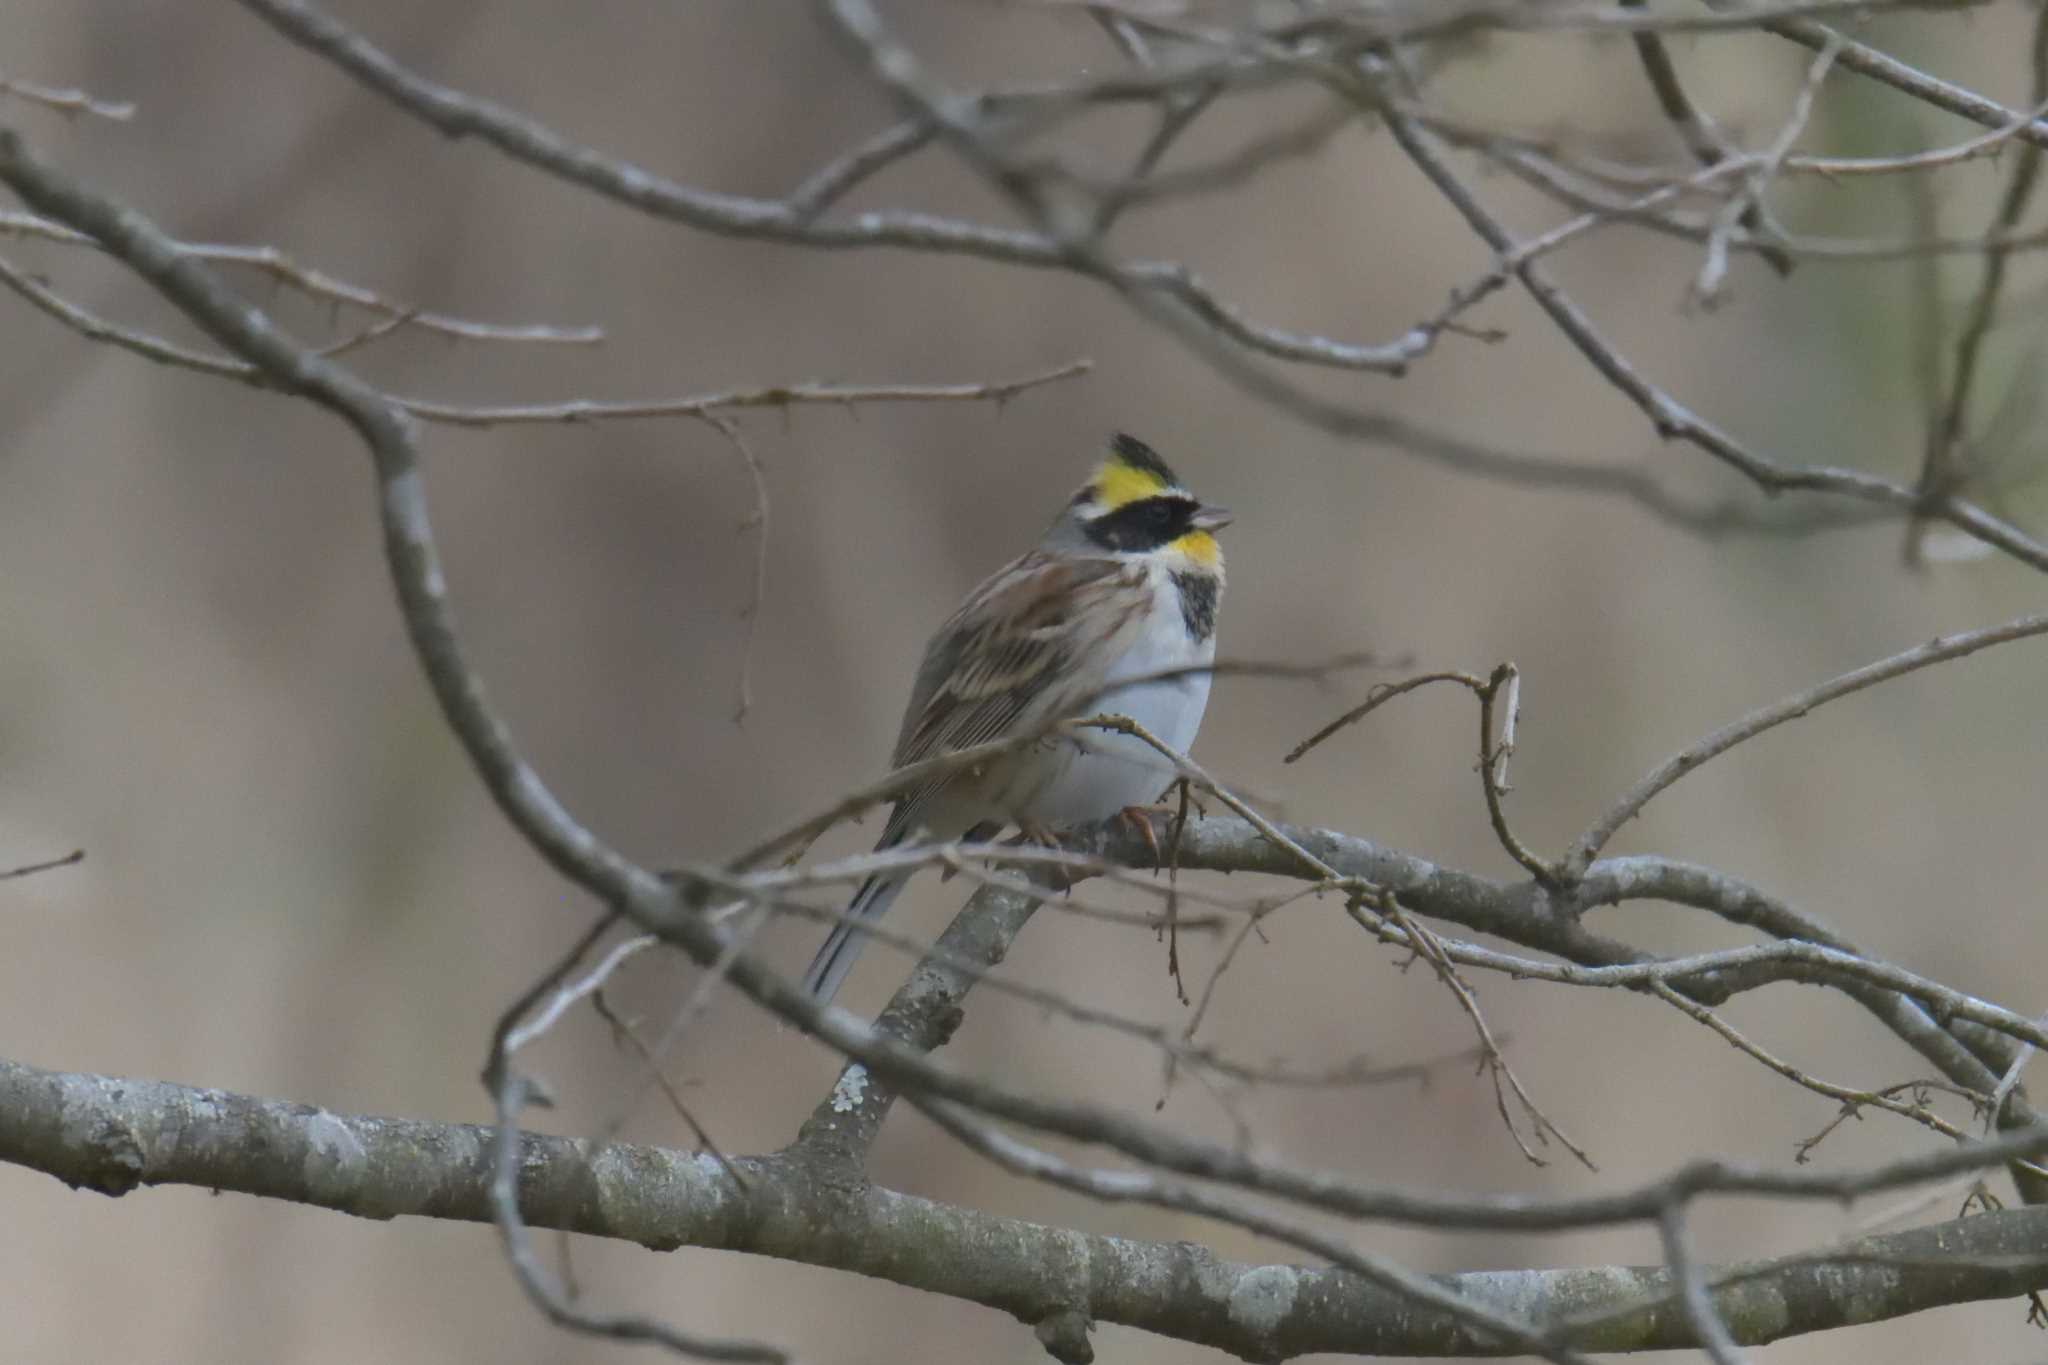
[5,1055,2045,1361]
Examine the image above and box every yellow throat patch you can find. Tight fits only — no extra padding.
[1168,529,1221,567]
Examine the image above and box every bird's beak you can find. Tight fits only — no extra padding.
[1191,504,1233,532]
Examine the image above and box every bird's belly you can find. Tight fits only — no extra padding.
[1024,631,1213,828]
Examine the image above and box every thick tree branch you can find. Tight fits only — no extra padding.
[795,876,1050,1166]
[6,1055,2047,1361]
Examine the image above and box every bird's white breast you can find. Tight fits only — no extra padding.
[1025,569,1214,827]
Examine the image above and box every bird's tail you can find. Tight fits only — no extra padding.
[800,841,912,1004]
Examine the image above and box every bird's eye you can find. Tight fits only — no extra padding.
[1144,501,1178,532]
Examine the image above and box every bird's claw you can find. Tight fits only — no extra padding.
[1117,805,1173,869]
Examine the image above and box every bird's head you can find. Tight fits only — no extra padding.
[1054,432,1231,572]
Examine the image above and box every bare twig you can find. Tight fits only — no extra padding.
[0,78,134,122]
[0,848,84,881]
[398,359,1093,425]
[785,118,937,221]
[1621,0,1795,277]
[1657,1204,1750,1365]
[1564,611,2048,877]
[0,259,1093,420]
[502,935,657,1058]
[1648,981,2017,1164]
[1473,663,1556,884]
[1797,1080,1989,1164]
[487,1073,785,1362]
[0,210,599,346]
[694,414,771,724]
[1912,0,2048,562]
[1691,34,1838,307]
[1369,93,2048,575]
[0,251,252,380]
[1285,669,1488,764]
[235,0,1432,375]
[586,989,747,1188]
[1767,16,2048,152]
[1375,898,1596,1169]
[600,900,779,1148]
[1286,664,1557,882]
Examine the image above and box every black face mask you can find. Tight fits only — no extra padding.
[1084,495,1197,553]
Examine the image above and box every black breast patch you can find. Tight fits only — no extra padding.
[1172,571,1218,641]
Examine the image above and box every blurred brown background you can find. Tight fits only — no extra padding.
[5,3,2048,1362]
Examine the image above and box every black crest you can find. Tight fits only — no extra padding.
[1110,432,1182,488]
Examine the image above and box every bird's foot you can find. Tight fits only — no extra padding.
[1011,820,1078,891]
[1116,804,1175,869]
[1016,819,1062,849]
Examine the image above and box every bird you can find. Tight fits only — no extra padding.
[801,432,1230,1004]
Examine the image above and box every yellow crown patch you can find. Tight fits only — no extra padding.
[1090,458,1169,511]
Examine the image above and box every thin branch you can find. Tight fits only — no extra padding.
[1445,119,2048,267]
[1285,669,1489,763]
[0,250,253,380]
[487,1073,785,1362]
[1657,1204,1750,1365]
[0,848,84,881]
[484,916,775,1359]
[1563,610,2048,876]
[396,359,1093,426]
[785,118,937,221]
[1691,34,1838,307]
[502,935,656,1057]
[1913,0,2048,561]
[0,78,134,122]
[1285,665,1557,882]
[0,256,1094,421]
[1074,812,2048,1200]
[598,901,778,1151]
[0,125,670,984]
[228,0,2048,571]
[0,210,600,346]
[1072,0,1979,46]
[234,0,1431,375]
[1422,91,2048,188]
[1648,981,2009,1163]
[481,911,620,1102]
[586,988,747,1190]
[1373,898,1596,1169]
[1060,708,1580,1163]
[1767,15,2048,151]
[1473,663,1556,884]
[1621,0,1795,276]
[1079,98,1354,212]
[746,877,1384,1097]
[694,414,771,724]
[1367,91,2048,574]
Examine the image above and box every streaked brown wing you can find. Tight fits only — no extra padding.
[882,551,1143,832]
